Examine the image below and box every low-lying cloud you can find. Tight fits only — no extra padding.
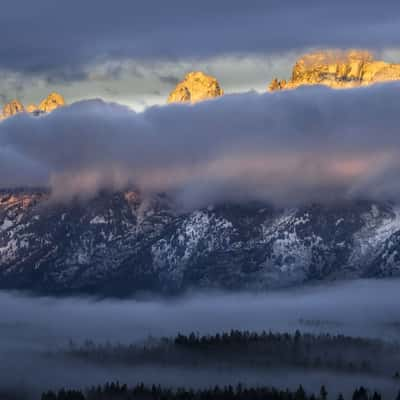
[1,84,400,208]
[1,280,400,397]
[2,279,400,345]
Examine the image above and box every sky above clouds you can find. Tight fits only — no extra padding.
[1,0,400,109]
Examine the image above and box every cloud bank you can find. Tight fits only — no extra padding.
[1,84,400,208]
[2,1,400,114]
[1,1,400,78]
[2,1,400,111]
[2,279,400,346]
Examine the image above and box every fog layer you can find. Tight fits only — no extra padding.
[1,280,400,397]
[2,279,400,348]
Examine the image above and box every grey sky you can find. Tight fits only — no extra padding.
[0,53,302,111]
[1,1,400,109]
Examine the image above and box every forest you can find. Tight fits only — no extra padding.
[57,330,400,379]
[39,382,400,400]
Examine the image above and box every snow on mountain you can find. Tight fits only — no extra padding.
[0,189,400,296]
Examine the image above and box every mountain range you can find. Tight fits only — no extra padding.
[1,188,400,296]
[1,50,400,296]
[268,50,400,91]
[0,92,65,120]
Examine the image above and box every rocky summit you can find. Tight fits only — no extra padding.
[1,99,24,119]
[269,50,400,91]
[0,92,65,120]
[26,104,39,113]
[0,188,400,296]
[167,71,224,104]
[38,92,65,112]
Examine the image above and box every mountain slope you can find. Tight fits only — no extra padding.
[1,189,400,295]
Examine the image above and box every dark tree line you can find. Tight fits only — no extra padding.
[40,382,399,400]
[60,330,400,377]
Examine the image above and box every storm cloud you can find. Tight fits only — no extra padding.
[2,84,400,207]
[2,1,400,111]
[1,0,400,77]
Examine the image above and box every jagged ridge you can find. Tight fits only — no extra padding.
[0,189,399,296]
[269,50,400,91]
[0,92,65,120]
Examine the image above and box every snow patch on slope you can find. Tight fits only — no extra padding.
[351,205,400,263]
[0,219,13,231]
[90,216,107,225]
